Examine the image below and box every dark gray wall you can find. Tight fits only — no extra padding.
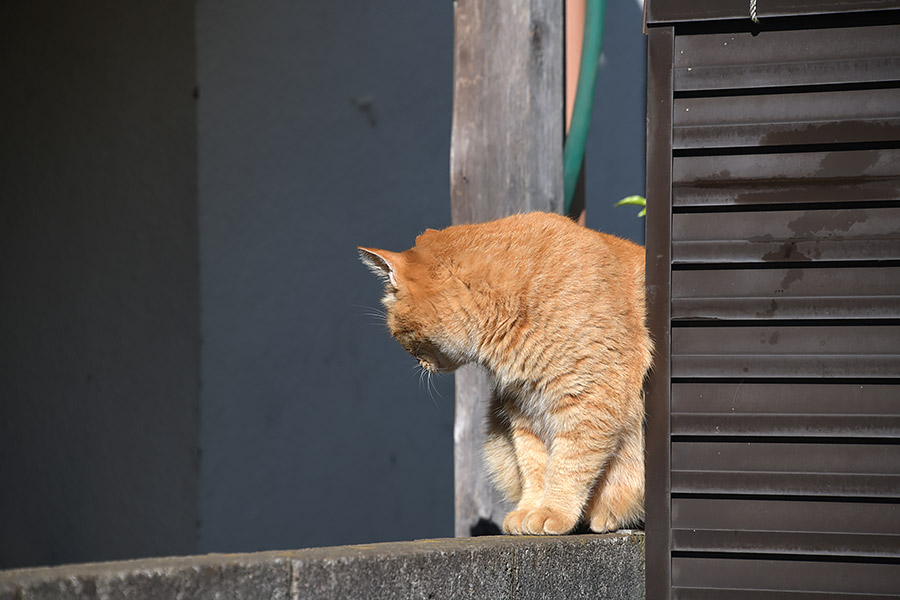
[193,0,647,555]
[585,0,647,244]
[0,3,199,568]
[195,0,456,553]
[0,0,647,569]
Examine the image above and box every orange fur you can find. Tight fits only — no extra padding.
[359,212,653,534]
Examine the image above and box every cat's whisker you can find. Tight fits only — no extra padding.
[425,371,439,407]
[350,302,385,314]
[417,366,427,391]
[350,303,388,323]
[431,373,445,405]
[428,371,443,400]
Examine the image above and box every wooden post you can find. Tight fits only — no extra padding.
[449,0,564,537]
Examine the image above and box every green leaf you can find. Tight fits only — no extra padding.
[614,195,646,218]
[614,195,646,208]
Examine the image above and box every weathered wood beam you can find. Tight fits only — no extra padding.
[449,0,564,537]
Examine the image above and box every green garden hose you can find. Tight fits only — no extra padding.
[563,0,606,214]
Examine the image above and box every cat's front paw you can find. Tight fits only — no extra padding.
[589,511,620,534]
[521,507,577,535]
[502,509,530,534]
[590,515,619,533]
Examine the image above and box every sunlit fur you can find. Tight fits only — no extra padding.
[358,212,653,535]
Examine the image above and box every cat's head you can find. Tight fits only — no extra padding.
[358,237,471,374]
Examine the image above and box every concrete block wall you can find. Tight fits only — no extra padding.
[0,534,645,600]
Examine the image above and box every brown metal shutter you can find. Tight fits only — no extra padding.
[645,6,900,599]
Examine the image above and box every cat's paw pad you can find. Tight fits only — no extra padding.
[589,508,622,534]
[502,509,530,535]
[521,508,576,535]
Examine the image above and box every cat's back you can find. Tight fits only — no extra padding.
[467,212,644,285]
[429,212,641,267]
[423,212,645,323]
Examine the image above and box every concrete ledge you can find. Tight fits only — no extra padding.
[0,533,644,599]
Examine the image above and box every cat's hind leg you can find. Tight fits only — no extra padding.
[587,423,645,533]
[482,427,522,505]
[482,392,524,505]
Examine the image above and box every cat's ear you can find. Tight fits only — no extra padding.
[358,247,401,288]
[415,228,439,246]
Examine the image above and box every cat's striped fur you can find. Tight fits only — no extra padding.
[359,212,652,534]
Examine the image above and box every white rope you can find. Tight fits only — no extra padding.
[750,0,760,23]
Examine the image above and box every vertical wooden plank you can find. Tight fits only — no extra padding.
[644,25,674,600]
[449,0,563,537]
[450,0,563,223]
[451,364,504,537]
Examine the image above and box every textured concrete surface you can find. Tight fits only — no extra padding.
[0,534,644,600]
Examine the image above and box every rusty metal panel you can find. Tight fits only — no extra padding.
[648,0,900,23]
[673,412,900,438]
[673,353,897,379]
[673,150,900,208]
[674,469,899,497]
[673,265,900,322]
[644,25,675,600]
[674,267,900,299]
[674,592,900,600]
[673,295,900,321]
[674,88,900,149]
[672,382,900,437]
[673,441,900,474]
[675,528,900,558]
[675,179,900,209]
[673,149,900,208]
[673,498,900,557]
[672,382,898,413]
[673,324,900,354]
[674,207,900,242]
[674,238,900,263]
[672,498,900,533]
[672,557,900,597]
[673,24,900,91]
[646,8,900,598]
[672,325,900,378]
[672,207,900,264]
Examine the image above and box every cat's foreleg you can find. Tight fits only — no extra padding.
[521,411,618,535]
[501,422,550,534]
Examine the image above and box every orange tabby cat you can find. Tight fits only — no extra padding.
[358,212,652,534]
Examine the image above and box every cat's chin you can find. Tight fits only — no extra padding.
[419,356,462,374]
[420,361,459,374]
